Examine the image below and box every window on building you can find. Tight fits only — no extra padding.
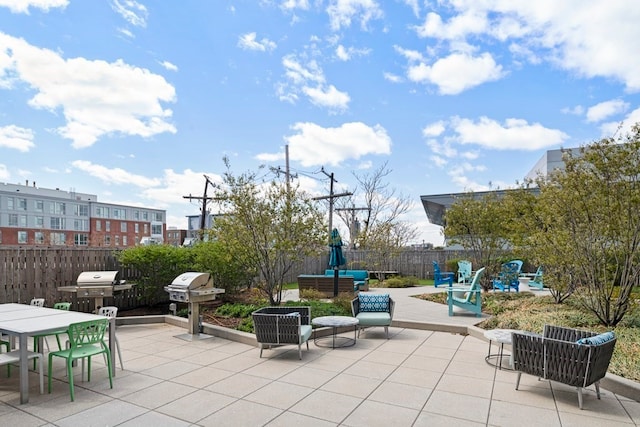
[113,208,125,219]
[142,211,148,220]
[153,212,163,221]
[74,219,88,231]
[144,224,148,234]
[50,217,66,230]
[18,231,27,244]
[95,206,109,218]
[18,198,27,210]
[115,235,120,246]
[35,232,44,244]
[133,210,139,220]
[0,230,3,243]
[123,236,127,246]
[19,215,27,227]
[34,200,43,212]
[105,221,111,232]
[7,197,14,210]
[8,214,18,227]
[74,204,89,216]
[104,235,111,246]
[74,233,88,246]
[120,222,127,233]
[50,232,65,245]
[35,216,44,228]
[134,223,139,233]
[50,202,66,215]
[151,224,163,235]
[96,220,101,231]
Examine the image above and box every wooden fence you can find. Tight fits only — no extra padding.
[0,247,471,311]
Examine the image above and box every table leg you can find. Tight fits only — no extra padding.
[108,317,116,376]
[18,334,28,404]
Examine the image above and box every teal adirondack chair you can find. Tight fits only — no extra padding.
[492,260,523,292]
[457,260,472,284]
[433,261,454,287]
[446,267,485,317]
[528,266,544,290]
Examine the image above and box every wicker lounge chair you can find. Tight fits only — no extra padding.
[512,325,617,409]
[252,306,312,359]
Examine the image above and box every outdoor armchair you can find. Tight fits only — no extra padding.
[351,293,395,338]
[512,325,616,409]
[446,267,485,317]
[433,261,454,287]
[252,306,312,359]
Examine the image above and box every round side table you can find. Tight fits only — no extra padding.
[483,329,526,370]
[312,316,359,348]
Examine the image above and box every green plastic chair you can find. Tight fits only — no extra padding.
[33,302,71,352]
[48,318,113,401]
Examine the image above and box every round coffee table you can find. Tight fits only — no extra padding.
[312,316,359,348]
[484,329,526,370]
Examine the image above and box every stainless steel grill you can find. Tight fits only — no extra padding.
[58,271,133,309]
[165,272,224,339]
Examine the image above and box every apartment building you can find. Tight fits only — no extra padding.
[0,181,166,247]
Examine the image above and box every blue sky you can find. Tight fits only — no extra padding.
[1,1,639,245]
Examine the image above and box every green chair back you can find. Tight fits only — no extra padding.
[53,302,71,311]
[48,318,113,401]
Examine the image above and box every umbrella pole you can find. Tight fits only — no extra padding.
[333,266,339,297]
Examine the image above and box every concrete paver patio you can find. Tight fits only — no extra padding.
[0,285,638,426]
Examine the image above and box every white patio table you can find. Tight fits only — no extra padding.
[0,303,115,404]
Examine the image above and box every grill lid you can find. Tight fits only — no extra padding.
[76,271,121,287]
[168,272,212,290]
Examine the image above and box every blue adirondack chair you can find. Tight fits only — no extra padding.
[492,260,523,292]
[433,261,454,287]
[446,267,485,317]
[528,266,544,290]
[457,260,472,284]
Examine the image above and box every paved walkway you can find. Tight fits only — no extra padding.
[1,284,638,426]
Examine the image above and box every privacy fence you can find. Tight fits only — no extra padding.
[0,247,470,311]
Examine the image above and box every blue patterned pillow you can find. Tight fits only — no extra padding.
[359,293,389,312]
[576,331,615,345]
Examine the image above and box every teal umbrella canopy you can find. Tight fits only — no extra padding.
[328,228,346,268]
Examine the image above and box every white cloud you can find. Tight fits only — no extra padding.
[402,0,420,18]
[407,52,504,95]
[383,72,402,83]
[600,107,640,139]
[0,0,67,14]
[140,169,223,206]
[586,99,629,123]
[422,121,446,137]
[326,0,384,31]
[302,84,350,112]
[451,116,569,150]
[280,54,350,111]
[159,60,178,72]
[0,33,176,148]
[280,0,310,10]
[394,45,424,62]
[255,151,284,162]
[0,164,9,180]
[335,44,370,61]
[238,32,277,52]
[282,121,391,167]
[561,105,584,116]
[419,2,640,91]
[0,125,35,152]
[72,160,162,187]
[111,0,148,28]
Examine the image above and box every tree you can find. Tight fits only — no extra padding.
[210,158,326,305]
[443,191,515,290]
[334,162,417,278]
[527,126,640,325]
[190,240,255,296]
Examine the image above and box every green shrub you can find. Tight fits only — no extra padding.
[215,303,259,318]
[385,277,405,288]
[299,289,327,300]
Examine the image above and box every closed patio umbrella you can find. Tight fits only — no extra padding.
[328,228,346,297]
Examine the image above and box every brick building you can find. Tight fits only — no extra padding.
[0,181,166,247]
